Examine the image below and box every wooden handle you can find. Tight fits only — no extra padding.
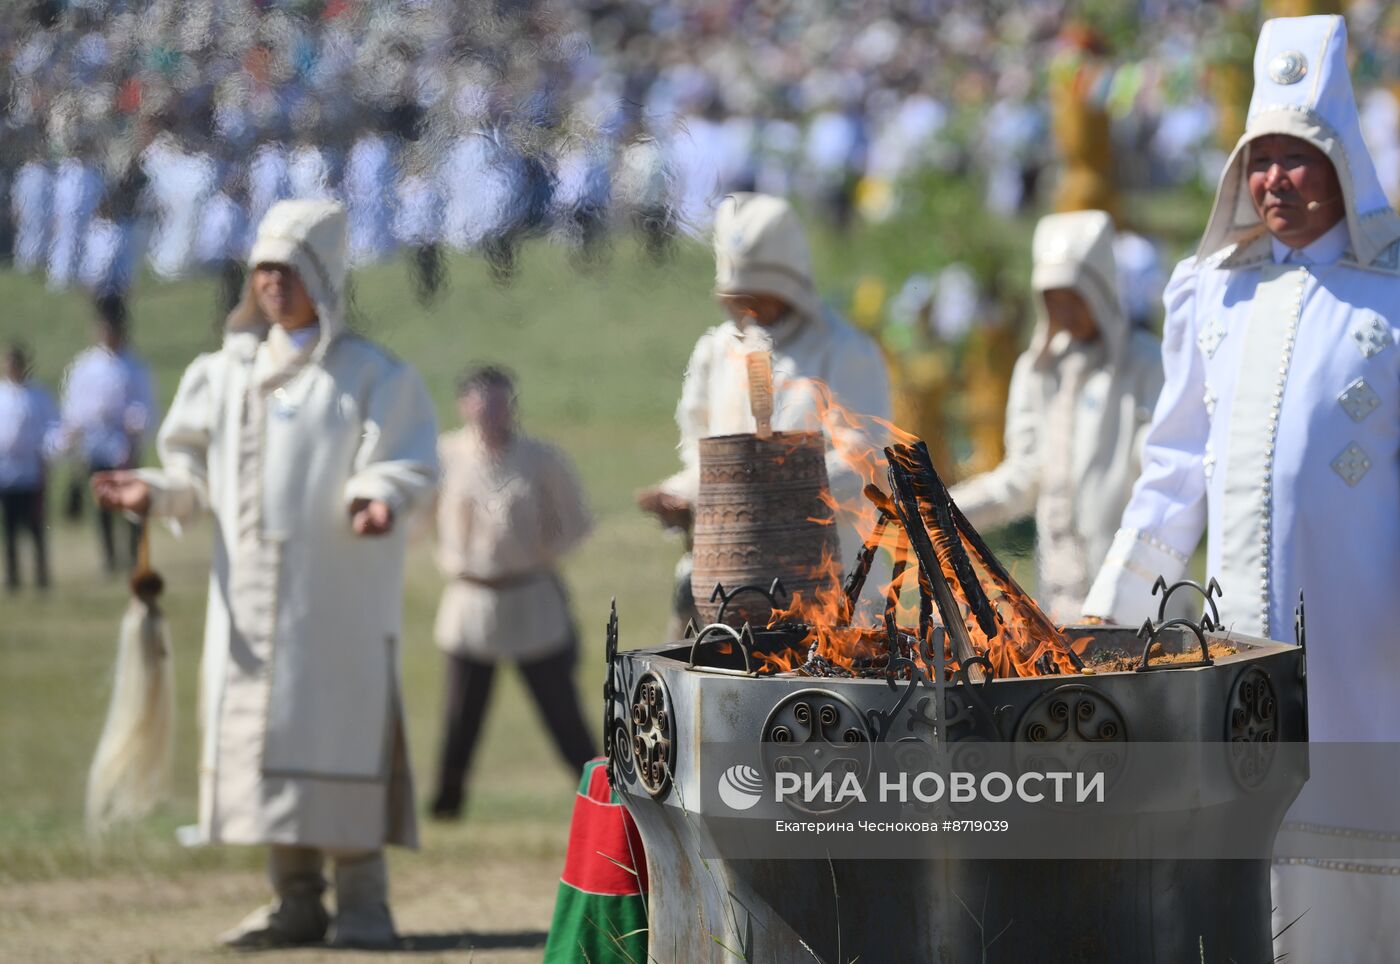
[135,523,151,577]
[746,351,773,440]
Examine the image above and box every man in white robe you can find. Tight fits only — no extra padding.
[638,193,890,634]
[93,200,438,950]
[1083,17,1400,960]
[951,210,1163,624]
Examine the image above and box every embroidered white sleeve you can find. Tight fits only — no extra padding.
[1082,528,1190,623]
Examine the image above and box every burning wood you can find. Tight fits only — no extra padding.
[758,438,1084,681]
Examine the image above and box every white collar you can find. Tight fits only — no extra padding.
[282,324,321,350]
[1271,219,1349,265]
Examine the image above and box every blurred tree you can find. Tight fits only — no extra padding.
[1049,24,1118,220]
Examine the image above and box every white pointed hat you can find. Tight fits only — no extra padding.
[1198,15,1400,267]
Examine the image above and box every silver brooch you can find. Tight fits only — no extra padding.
[1268,50,1308,86]
[1338,378,1381,422]
[1352,315,1391,359]
[1331,442,1372,487]
[1198,317,1225,359]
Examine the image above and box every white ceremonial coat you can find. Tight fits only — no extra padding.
[1085,225,1400,742]
[138,324,438,851]
[952,331,1162,622]
[1084,18,1400,960]
[660,309,891,566]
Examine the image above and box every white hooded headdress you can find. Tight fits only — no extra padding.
[1027,209,1127,366]
[1199,15,1400,268]
[226,199,349,351]
[712,193,822,321]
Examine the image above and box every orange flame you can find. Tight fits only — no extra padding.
[718,347,1078,679]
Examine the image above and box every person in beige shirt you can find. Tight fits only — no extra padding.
[429,365,597,819]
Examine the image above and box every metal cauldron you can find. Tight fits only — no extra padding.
[691,431,840,628]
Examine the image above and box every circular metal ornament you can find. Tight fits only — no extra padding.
[1268,50,1308,86]
[630,672,675,799]
[761,688,873,815]
[1226,666,1279,790]
[1015,684,1129,803]
[1016,684,1128,744]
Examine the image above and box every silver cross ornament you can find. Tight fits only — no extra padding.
[1331,442,1372,487]
[1352,315,1391,359]
[1338,378,1381,422]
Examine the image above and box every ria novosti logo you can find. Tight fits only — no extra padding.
[717,764,765,811]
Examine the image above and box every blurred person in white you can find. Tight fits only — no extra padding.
[288,135,338,202]
[949,211,1164,624]
[58,294,155,574]
[0,343,60,591]
[196,163,252,313]
[637,193,891,636]
[391,140,445,305]
[248,140,290,230]
[47,148,103,290]
[10,156,51,274]
[1112,229,1166,330]
[141,131,216,281]
[345,123,398,268]
[428,366,597,820]
[91,200,439,950]
[442,127,512,253]
[1081,18,1400,959]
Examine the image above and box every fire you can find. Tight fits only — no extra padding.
[741,373,1081,680]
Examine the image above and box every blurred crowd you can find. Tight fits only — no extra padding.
[2,0,1400,300]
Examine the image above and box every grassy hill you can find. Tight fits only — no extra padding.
[0,236,725,883]
[0,179,1212,888]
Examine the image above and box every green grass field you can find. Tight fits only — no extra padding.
[0,235,729,885]
[0,189,1212,959]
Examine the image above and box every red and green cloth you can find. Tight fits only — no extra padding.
[544,758,650,963]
